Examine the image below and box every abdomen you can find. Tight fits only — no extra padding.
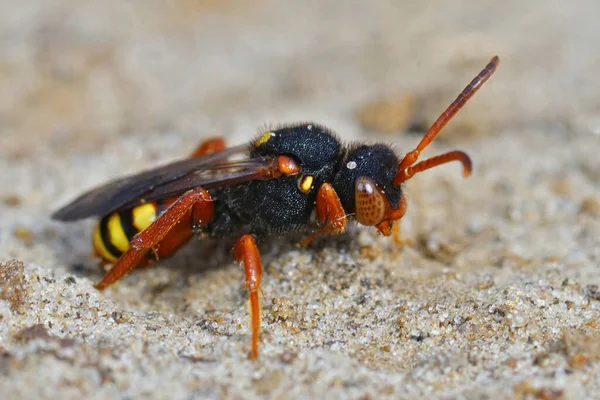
[93,199,194,264]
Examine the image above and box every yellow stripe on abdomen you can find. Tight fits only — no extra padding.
[92,202,159,264]
[93,224,118,262]
[107,213,130,253]
[132,203,157,232]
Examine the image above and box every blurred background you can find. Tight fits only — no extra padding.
[1,0,598,156]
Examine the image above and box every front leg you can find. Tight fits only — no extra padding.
[389,197,412,247]
[234,234,263,359]
[299,183,347,247]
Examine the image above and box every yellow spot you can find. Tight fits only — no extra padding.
[93,225,117,262]
[132,203,157,232]
[107,213,130,253]
[298,175,314,192]
[255,132,273,147]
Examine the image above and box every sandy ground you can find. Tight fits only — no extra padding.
[1,0,599,399]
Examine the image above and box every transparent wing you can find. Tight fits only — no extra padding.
[52,144,275,220]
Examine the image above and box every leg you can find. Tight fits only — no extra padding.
[374,195,407,237]
[189,137,226,158]
[391,213,413,247]
[234,234,263,359]
[95,188,214,290]
[299,183,347,247]
[144,207,194,262]
[126,136,225,265]
[134,136,225,261]
[110,200,196,270]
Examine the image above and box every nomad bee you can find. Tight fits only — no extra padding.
[53,56,499,359]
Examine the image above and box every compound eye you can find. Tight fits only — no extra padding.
[355,176,386,226]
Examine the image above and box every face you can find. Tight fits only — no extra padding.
[332,144,405,235]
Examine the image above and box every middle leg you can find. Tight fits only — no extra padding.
[234,234,263,359]
[299,183,347,247]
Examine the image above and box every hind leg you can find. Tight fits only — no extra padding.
[95,188,214,289]
[189,137,226,157]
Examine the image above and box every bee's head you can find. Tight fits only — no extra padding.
[332,144,405,235]
[329,56,499,235]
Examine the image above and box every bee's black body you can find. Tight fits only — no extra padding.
[52,55,498,359]
[201,123,402,238]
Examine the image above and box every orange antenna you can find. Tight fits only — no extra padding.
[396,150,472,184]
[393,56,499,186]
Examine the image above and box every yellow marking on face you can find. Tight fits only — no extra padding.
[298,175,314,192]
[256,132,273,147]
[107,213,130,253]
[93,225,118,263]
[132,203,157,232]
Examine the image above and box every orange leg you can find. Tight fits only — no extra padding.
[148,208,194,260]
[390,198,412,247]
[189,137,226,158]
[299,183,347,247]
[374,195,407,237]
[234,234,263,359]
[128,137,226,268]
[391,221,413,247]
[145,137,225,259]
[95,188,214,290]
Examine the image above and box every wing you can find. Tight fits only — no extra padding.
[52,144,275,221]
